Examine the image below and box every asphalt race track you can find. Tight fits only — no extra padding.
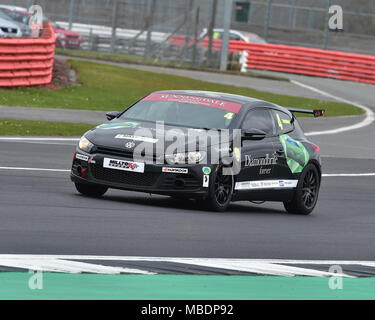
[0,138,374,262]
[0,71,374,273]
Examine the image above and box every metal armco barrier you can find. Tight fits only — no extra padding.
[228,41,375,85]
[0,22,56,87]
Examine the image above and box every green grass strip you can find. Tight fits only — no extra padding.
[55,48,290,81]
[0,119,93,136]
[0,273,374,300]
[0,60,364,117]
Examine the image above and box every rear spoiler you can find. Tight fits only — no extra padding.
[287,107,325,118]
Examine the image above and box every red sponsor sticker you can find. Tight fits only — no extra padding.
[142,93,242,114]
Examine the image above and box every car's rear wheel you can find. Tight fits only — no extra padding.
[283,163,320,215]
[75,182,108,198]
[204,166,234,212]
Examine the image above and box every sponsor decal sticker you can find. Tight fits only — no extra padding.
[235,180,298,190]
[76,153,89,162]
[259,167,272,175]
[141,93,243,113]
[103,158,145,173]
[276,113,283,130]
[203,174,210,187]
[202,167,211,175]
[224,112,235,120]
[115,134,158,143]
[96,122,141,130]
[245,154,277,167]
[162,167,188,174]
[280,134,310,173]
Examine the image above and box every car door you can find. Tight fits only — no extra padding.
[270,109,306,182]
[235,108,277,190]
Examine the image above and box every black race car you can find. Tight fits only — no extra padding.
[71,90,323,214]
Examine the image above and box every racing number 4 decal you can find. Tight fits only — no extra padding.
[279,134,310,174]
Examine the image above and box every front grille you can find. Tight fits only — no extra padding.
[95,146,158,162]
[160,174,201,189]
[95,146,134,159]
[71,161,81,175]
[1,27,17,34]
[91,164,158,186]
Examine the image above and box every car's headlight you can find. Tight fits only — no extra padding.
[55,33,65,38]
[165,151,206,164]
[188,151,206,163]
[78,136,94,153]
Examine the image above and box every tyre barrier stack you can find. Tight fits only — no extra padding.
[0,22,56,87]
[228,41,375,85]
[169,36,375,84]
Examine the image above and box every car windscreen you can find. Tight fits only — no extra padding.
[243,32,266,43]
[5,11,29,25]
[0,10,14,21]
[119,93,242,129]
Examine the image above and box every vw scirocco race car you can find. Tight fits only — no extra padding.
[71,90,323,214]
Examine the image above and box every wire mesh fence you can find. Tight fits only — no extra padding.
[232,0,375,54]
[2,0,375,68]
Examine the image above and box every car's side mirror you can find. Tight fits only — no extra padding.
[106,111,120,121]
[242,128,267,140]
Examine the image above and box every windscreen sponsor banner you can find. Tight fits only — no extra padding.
[103,158,145,173]
[235,179,298,190]
[141,93,243,113]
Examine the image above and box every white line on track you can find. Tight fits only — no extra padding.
[0,137,79,141]
[0,167,70,172]
[0,166,374,177]
[0,254,366,277]
[291,80,375,136]
[0,255,153,274]
[322,173,375,177]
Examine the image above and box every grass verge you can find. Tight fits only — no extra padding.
[0,119,93,136]
[0,59,364,117]
[55,48,289,81]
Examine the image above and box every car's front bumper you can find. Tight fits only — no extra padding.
[70,149,213,198]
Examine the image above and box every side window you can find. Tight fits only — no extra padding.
[242,109,275,136]
[272,110,294,134]
[213,31,223,39]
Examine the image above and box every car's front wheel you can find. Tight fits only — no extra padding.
[283,163,320,215]
[75,182,108,198]
[204,166,234,212]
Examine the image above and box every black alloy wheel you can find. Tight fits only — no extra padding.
[302,169,319,210]
[202,166,234,212]
[284,163,320,215]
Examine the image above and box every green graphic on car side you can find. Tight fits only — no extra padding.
[279,134,310,173]
[96,122,141,130]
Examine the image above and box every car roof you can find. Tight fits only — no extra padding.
[153,90,291,115]
[155,90,258,104]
